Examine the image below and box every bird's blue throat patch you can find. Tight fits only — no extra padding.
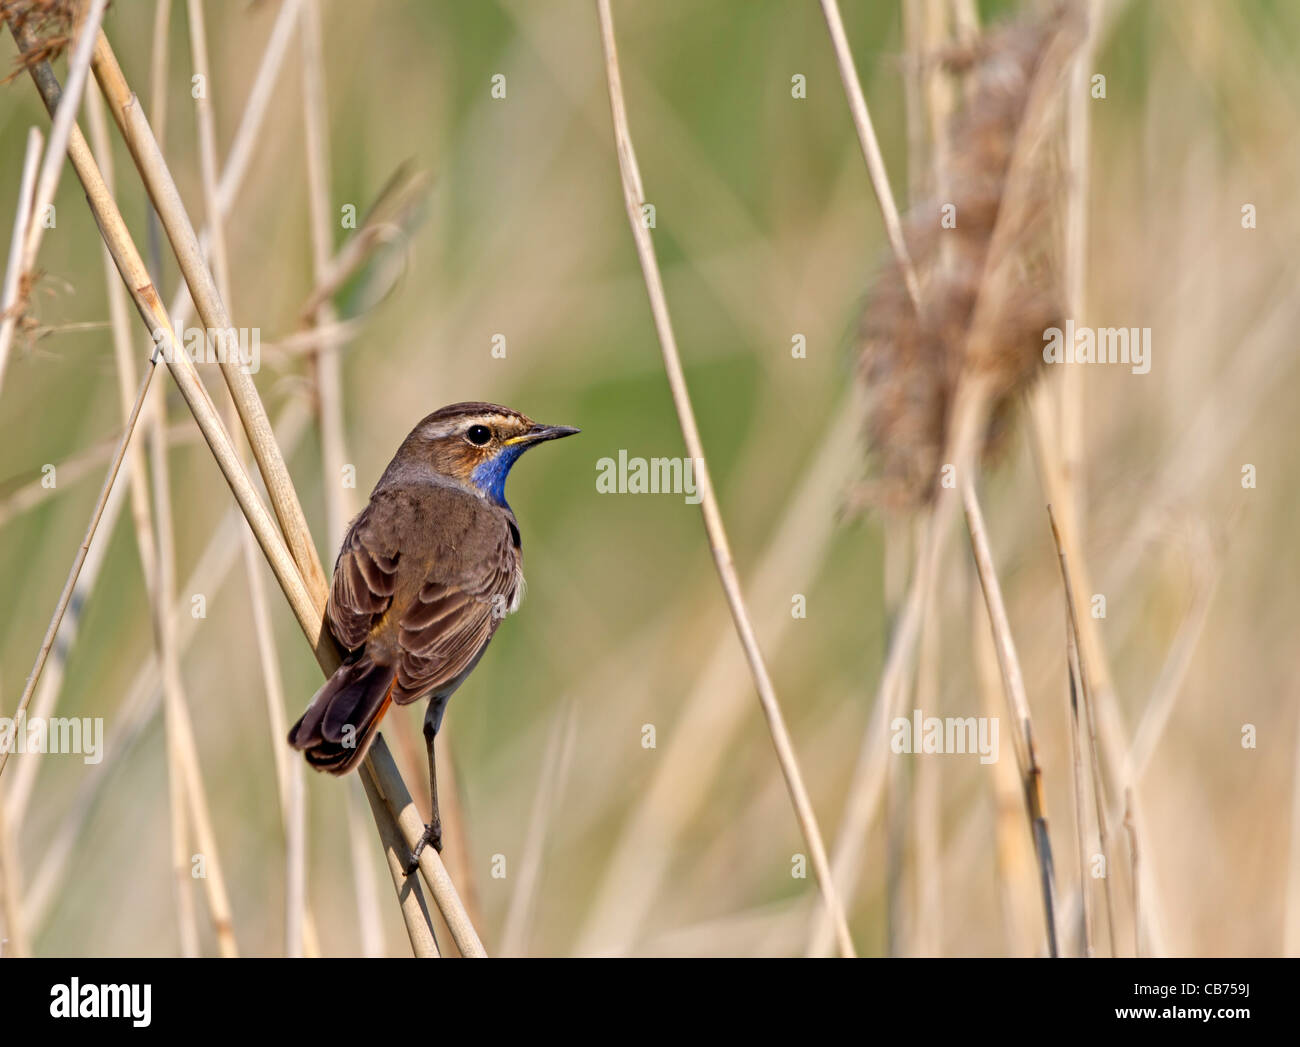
[470,444,528,507]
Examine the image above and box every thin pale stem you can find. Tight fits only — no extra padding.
[500,703,576,957]
[360,771,439,958]
[819,0,921,312]
[0,127,41,391]
[186,0,317,959]
[596,0,855,959]
[1049,505,1116,955]
[7,21,482,955]
[0,361,155,782]
[962,476,1061,955]
[1064,616,1093,957]
[0,0,111,397]
[0,782,29,956]
[11,22,327,659]
[576,398,860,956]
[88,83,207,956]
[22,402,312,934]
[1124,790,1141,958]
[367,738,487,957]
[90,31,331,607]
[297,0,417,955]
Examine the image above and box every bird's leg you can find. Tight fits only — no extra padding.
[405,717,443,874]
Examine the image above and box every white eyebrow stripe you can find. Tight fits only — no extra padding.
[420,414,522,440]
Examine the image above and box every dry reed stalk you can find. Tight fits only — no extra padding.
[962,480,1061,955]
[0,423,192,525]
[0,781,29,956]
[209,0,305,221]
[1059,0,1098,537]
[4,0,299,834]
[12,181,423,947]
[86,95,158,619]
[1100,540,1218,954]
[820,0,921,310]
[1027,387,1164,953]
[808,503,941,959]
[908,570,943,956]
[596,0,855,958]
[186,0,287,949]
[89,31,331,609]
[500,702,576,957]
[811,5,1082,956]
[184,0,320,958]
[0,359,155,783]
[344,784,385,957]
[3,456,134,829]
[366,737,486,957]
[360,771,439,957]
[1048,504,1116,954]
[1039,20,1100,953]
[1125,537,1218,782]
[299,0,346,549]
[428,734,481,947]
[0,0,109,399]
[87,83,207,957]
[23,402,312,934]
[160,646,201,957]
[912,4,1053,887]
[8,19,325,656]
[6,15,483,956]
[151,0,302,336]
[148,0,170,146]
[1123,788,1140,957]
[296,0,428,956]
[576,398,860,955]
[293,9,373,958]
[886,1,941,958]
[0,126,41,385]
[296,166,430,324]
[147,350,241,958]
[901,0,926,203]
[971,582,1037,954]
[1063,612,1093,956]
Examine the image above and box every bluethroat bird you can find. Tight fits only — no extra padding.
[288,402,578,867]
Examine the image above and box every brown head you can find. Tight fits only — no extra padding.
[378,402,579,507]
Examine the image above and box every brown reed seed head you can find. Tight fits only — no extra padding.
[856,4,1082,514]
[0,0,85,82]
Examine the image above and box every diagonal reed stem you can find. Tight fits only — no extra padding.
[962,477,1061,956]
[819,0,921,311]
[0,355,154,783]
[4,13,481,957]
[1049,503,1117,955]
[89,30,331,609]
[0,0,110,400]
[596,0,855,958]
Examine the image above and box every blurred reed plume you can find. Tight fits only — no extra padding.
[856,3,1081,513]
[0,0,77,80]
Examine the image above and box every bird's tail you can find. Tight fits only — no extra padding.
[288,656,396,774]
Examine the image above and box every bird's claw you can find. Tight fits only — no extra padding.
[403,821,442,875]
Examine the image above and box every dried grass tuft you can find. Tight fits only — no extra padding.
[856,4,1080,513]
[0,0,84,82]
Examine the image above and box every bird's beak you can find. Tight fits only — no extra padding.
[505,423,581,447]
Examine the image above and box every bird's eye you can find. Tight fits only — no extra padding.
[466,424,492,446]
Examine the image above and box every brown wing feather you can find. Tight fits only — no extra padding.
[327,503,400,652]
[390,518,520,705]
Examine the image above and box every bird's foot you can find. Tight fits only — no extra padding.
[403,821,442,875]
